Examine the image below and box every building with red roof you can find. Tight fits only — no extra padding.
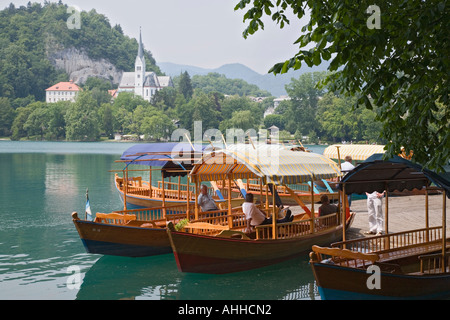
[45,80,81,103]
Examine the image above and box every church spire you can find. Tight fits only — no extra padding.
[138,27,144,59]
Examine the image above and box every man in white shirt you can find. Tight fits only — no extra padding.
[242,193,292,232]
[341,155,355,172]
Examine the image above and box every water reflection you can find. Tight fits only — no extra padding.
[77,254,320,300]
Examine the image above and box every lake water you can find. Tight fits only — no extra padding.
[0,141,327,300]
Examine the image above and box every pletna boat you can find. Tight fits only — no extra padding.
[114,142,245,209]
[309,154,450,300]
[166,144,354,274]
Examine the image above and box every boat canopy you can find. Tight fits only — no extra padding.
[340,154,450,197]
[190,144,342,185]
[323,144,385,161]
[120,142,207,167]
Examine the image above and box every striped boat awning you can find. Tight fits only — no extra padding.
[190,144,342,185]
[323,144,385,161]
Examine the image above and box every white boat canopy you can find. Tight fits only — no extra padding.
[190,144,342,185]
[323,144,385,161]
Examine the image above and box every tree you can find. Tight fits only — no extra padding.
[10,102,44,140]
[64,91,100,141]
[221,95,263,121]
[263,114,284,131]
[141,113,175,141]
[235,0,449,170]
[220,110,259,132]
[99,103,114,138]
[284,72,327,135]
[0,98,15,136]
[178,71,193,100]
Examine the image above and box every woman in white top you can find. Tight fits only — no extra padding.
[242,193,292,232]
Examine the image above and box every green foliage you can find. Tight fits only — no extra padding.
[0,97,15,136]
[64,91,100,141]
[317,92,383,143]
[282,72,327,135]
[175,219,190,231]
[0,2,161,101]
[191,73,271,97]
[235,0,450,170]
[263,114,284,131]
[178,71,194,100]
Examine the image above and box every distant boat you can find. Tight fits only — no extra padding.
[114,142,245,209]
[309,155,450,300]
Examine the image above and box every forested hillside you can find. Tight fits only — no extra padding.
[0,1,160,101]
[0,2,386,145]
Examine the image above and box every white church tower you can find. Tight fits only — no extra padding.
[117,28,174,101]
[134,28,146,97]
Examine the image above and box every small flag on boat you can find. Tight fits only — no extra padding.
[85,188,93,221]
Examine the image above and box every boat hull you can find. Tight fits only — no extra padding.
[167,226,344,274]
[73,219,172,257]
[310,262,450,300]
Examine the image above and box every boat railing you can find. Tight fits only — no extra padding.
[331,226,443,254]
[157,180,196,193]
[191,208,247,230]
[112,203,195,222]
[256,213,339,240]
[419,251,450,274]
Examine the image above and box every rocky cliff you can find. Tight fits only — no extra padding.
[46,45,123,85]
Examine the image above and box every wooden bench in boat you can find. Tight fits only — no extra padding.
[95,213,137,224]
[184,222,229,231]
[216,229,251,240]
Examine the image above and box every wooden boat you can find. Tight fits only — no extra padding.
[309,155,450,300]
[72,204,190,257]
[115,142,245,209]
[72,202,249,257]
[72,142,245,257]
[114,174,244,209]
[168,212,354,274]
[166,145,353,274]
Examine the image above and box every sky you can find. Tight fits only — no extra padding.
[1,0,308,74]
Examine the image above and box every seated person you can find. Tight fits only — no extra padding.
[197,184,219,212]
[318,194,338,217]
[242,193,293,232]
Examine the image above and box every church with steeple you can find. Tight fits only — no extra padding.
[117,29,173,101]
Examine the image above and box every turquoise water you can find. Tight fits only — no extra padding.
[0,141,326,300]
